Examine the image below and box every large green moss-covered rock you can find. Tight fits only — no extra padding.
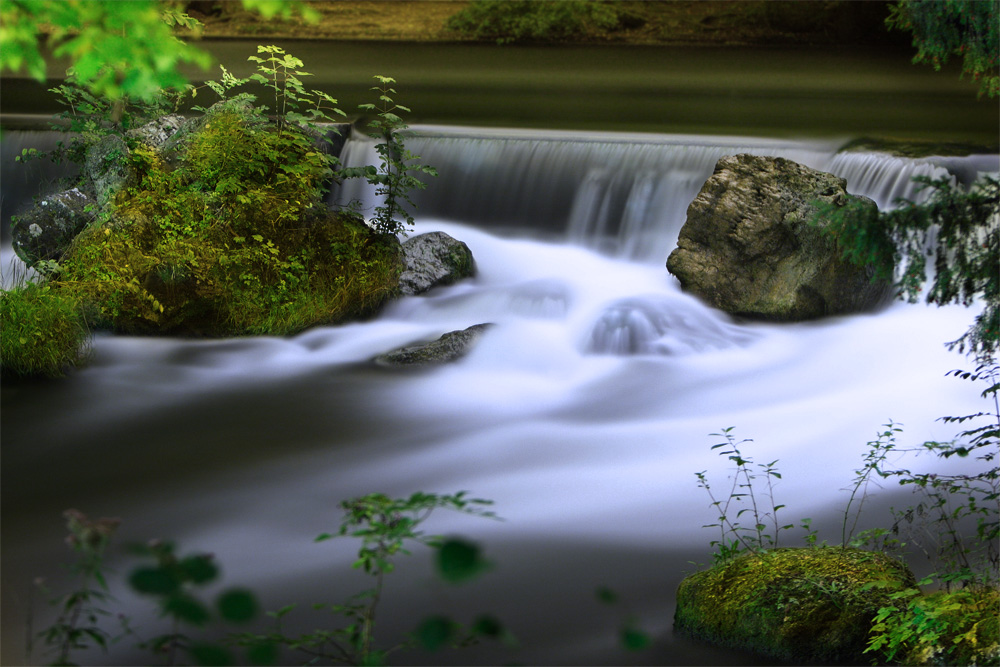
[54,100,404,336]
[666,154,891,321]
[674,547,916,665]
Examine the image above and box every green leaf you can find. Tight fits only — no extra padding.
[472,615,504,637]
[621,625,651,651]
[437,538,487,583]
[180,555,219,584]
[129,567,180,595]
[165,594,211,626]
[417,615,454,651]
[217,588,258,623]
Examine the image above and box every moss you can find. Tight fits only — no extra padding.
[54,100,403,336]
[1,281,91,377]
[674,547,917,665]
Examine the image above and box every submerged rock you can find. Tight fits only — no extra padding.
[398,231,476,296]
[585,296,755,355]
[666,154,891,321]
[374,323,492,367]
[674,547,916,665]
[11,188,96,271]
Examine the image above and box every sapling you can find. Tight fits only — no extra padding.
[340,76,438,236]
[695,427,793,561]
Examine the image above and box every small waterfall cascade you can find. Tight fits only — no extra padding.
[329,125,987,263]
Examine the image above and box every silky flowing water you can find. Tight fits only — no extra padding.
[2,125,997,665]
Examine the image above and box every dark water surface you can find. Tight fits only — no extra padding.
[3,39,998,143]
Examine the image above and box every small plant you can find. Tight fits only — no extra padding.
[841,422,901,547]
[695,427,792,561]
[246,44,346,135]
[33,510,122,666]
[341,76,438,236]
[234,491,499,665]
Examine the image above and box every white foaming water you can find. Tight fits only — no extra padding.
[2,129,995,666]
[332,126,961,262]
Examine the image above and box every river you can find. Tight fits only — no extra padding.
[1,40,998,666]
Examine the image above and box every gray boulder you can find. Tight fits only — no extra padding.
[666,154,890,321]
[11,188,96,271]
[127,114,187,150]
[398,231,476,296]
[84,134,131,208]
[374,324,492,367]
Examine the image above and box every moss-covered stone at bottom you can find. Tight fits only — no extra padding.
[674,547,917,665]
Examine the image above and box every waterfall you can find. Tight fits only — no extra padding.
[330,125,984,263]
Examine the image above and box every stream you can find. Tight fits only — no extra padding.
[2,123,997,665]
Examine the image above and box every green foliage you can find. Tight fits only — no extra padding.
[237,491,500,665]
[126,540,262,666]
[246,45,346,134]
[867,584,999,665]
[822,175,999,359]
[694,428,793,561]
[841,422,901,547]
[0,274,91,378]
[880,364,999,589]
[33,510,122,666]
[445,0,623,44]
[341,76,438,236]
[887,0,999,98]
[0,0,319,102]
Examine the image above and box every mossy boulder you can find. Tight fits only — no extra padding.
[666,154,892,321]
[674,547,917,665]
[53,99,404,336]
[11,188,96,271]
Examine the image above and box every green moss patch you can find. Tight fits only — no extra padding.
[674,547,917,665]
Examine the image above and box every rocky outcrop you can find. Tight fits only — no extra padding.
[126,113,187,150]
[374,324,492,367]
[398,231,476,296]
[666,154,890,321]
[84,134,131,208]
[11,188,96,271]
[674,547,916,665]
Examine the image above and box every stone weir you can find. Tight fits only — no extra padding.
[327,125,976,263]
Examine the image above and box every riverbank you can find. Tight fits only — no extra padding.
[188,0,907,49]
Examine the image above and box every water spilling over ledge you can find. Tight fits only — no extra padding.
[331,126,983,263]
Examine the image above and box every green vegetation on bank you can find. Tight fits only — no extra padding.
[2,43,434,374]
[0,277,90,378]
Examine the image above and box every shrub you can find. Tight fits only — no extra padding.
[1,278,90,377]
[445,0,623,44]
